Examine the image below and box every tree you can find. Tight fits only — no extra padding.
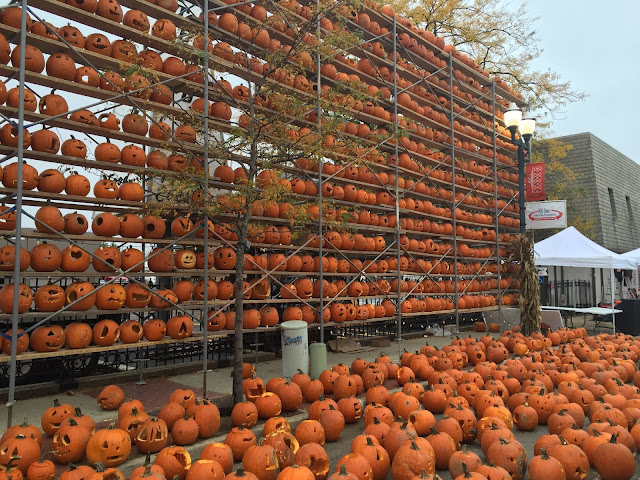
[388,0,586,122]
[531,137,595,240]
[145,0,375,402]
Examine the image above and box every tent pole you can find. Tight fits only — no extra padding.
[611,268,616,334]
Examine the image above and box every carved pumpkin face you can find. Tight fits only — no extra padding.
[85,33,112,55]
[167,315,194,339]
[93,246,122,272]
[34,284,66,312]
[294,278,313,299]
[95,284,126,310]
[0,245,30,271]
[149,289,178,309]
[123,9,150,32]
[135,417,168,453]
[30,242,62,272]
[214,247,237,270]
[61,246,91,272]
[30,325,65,352]
[124,283,151,308]
[175,250,197,269]
[65,282,96,311]
[0,283,33,313]
[143,319,166,341]
[92,319,120,346]
[85,426,131,467]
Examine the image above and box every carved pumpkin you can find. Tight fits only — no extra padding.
[92,246,122,272]
[85,425,131,467]
[0,283,32,313]
[0,245,30,271]
[167,316,194,339]
[95,284,126,310]
[65,281,95,310]
[143,319,166,341]
[92,319,120,345]
[61,246,91,272]
[30,242,62,272]
[34,284,66,312]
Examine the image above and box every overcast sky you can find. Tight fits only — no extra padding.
[527,1,640,161]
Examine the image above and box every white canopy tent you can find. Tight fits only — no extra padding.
[534,226,637,332]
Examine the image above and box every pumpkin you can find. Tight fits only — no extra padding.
[242,445,279,480]
[29,325,65,352]
[592,435,635,480]
[0,283,32,313]
[225,427,257,462]
[92,319,120,345]
[231,401,258,428]
[0,246,29,272]
[194,399,220,438]
[154,446,191,480]
[171,413,199,446]
[51,418,91,464]
[0,433,41,473]
[40,399,73,437]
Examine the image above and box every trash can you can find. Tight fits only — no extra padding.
[309,342,327,380]
[281,320,308,378]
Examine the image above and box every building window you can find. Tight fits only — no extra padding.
[609,188,617,218]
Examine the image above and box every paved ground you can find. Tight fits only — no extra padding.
[0,323,635,479]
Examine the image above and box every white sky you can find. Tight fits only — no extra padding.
[527,0,640,161]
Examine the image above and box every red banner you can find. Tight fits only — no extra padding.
[525,163,545,202]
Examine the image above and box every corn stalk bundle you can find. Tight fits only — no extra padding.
[507,235,541,335]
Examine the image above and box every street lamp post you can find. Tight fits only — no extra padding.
[504,103,536,234]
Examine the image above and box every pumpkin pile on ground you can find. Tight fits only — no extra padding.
[1,328,640,480]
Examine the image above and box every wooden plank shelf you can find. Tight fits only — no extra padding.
[0,269,512,279]
[0,333,226,363]
[0,296,505,321]
[0,303,502,363]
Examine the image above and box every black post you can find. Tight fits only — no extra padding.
[518,143,526,234]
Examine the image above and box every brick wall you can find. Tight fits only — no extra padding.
[548,133,640,253]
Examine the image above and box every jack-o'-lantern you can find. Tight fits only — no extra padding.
[121,247,144,272]
[215,247,237,270]
[125,283,152,308]
[94,179,118,199]
[0,283,32,313]
[120,320,143,344]
[85,33,112,55]
[37,168,65,192]
[92,212,120,237]
[1,328,29,355]
[143,319,166,341]
[61,246,91,272]
[93,246,122,272]
[119,214,144,238]
[0,245,30,271]
[167,316,194,339]
[85,425,131,467]
[149,289,179,308]
[31,129,60,154]
[175,250,197,269]
[172,280,194,302]
[30,325,65,352]
[65,282,95,310]
[95,284,126,310]
[95,142,121,164]
[147,248,175,272]
[30,242,62,272]
[143,216,166,239]
[171,217,194,237]
[193,279,217,301]
[123,9,150,32]
[92,319,120,345]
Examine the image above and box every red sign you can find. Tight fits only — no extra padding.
[525,163,545,202]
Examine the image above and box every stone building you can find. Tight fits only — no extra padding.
[540,132,640,307]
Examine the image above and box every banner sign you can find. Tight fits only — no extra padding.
[525,200,567,230]
[525,162,546,201]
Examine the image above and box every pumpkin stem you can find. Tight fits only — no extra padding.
[339,465,348,475]
[609,433,618,444]
[557,435,568,445]
[94,463,106,472]
[67,418,78,426]
[53,399,60,407]
[21,416,29,427]
[366,437,375,447]
[430,426,439,435]
[235,467,246,477]
[74,407,83,417]
[498,437,509,445]
[462,463,472,479]
[540,448,549,460]
[108,423,115,430]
